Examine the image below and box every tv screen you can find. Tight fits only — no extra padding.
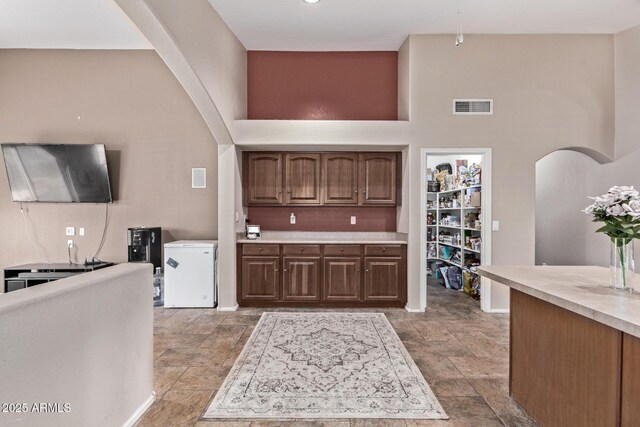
[1,143,113,203]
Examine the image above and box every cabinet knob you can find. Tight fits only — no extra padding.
[354,189,358,193]
[382,248,387,252]
[300,248,304,252]
[366,269,369,272]
[275,268,279,272]
[258,247,263,251]
[284,268,288,272]
[340,248,344,252]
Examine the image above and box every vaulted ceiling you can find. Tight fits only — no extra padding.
[1,0,639,50]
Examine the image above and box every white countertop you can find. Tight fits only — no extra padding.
[478,265,640,338]
[237,231,407,245]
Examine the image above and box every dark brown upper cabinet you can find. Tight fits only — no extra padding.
[359,153,397,205]
[244,151,400,207]
[285,153,321,204]
[322,153,359,205]
[247,153,283,204]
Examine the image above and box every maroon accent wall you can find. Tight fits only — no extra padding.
[248,207,397,232]
[247,51,398,120]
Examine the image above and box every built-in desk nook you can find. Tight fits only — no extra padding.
[479,265,640,427]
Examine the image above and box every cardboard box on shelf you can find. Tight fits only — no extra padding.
[470,191,481,207]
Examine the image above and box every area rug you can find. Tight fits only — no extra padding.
[204,312,448,419]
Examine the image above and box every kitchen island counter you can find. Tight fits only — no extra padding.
[478,265,640,427]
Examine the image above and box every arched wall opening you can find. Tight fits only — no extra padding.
[535,147,640,269]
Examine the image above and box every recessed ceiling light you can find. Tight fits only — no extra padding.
[303,0,320,4]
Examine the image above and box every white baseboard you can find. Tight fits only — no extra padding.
[217,304,239,312]
[485,308,510,314]
[404,306,425,313]
[122,393,155,427]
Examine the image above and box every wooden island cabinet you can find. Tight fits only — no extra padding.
[237,243,406,307]
[479,266,640,427]
[244,151,401,207]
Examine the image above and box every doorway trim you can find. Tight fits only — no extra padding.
[419,148,495,313]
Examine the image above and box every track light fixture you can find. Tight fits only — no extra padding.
[455,1,464,46]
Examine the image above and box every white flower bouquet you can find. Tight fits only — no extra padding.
[585,186,640,290]
[584,186,640,238]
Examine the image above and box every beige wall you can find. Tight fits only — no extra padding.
[230,35,616,311]
[144,0,247,135]
[535,149,640,270]
[615,24,640,159]
[405,34,615,309]
[0,50,217,281]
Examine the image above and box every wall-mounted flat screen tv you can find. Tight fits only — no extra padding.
[1,143,113,203]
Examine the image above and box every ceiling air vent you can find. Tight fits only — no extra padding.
[453,99,493,115]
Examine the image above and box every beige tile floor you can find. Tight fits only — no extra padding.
[136,281,538,427]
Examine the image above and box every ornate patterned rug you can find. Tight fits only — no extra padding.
[204,313,448,420]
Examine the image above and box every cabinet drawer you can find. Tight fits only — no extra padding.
[283,245,321,256]
[324,245,361,256]
[242,244,280,256]
[364,245,402,257]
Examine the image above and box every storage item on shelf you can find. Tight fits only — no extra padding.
[464,211,481,229]
[427,180,440,193]
[439,265,462,290]
[439,214,460,227]
[436,163,453,174]
[459,163,481,187]
[465,235,482,252]
[470,191,481,207]
[464,255,481,269]
[427,243,438,258]
[462,271,481,300]
[427,212,434,225]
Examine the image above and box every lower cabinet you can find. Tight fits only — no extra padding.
[238,244,406,307]
[241,257,280,301]
[364,257,403,302]
[283,257,321,301]
[324,257,361,301]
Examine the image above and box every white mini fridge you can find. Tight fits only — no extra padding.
[164,240,218,308]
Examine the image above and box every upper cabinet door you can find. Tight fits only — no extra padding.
[247,153,283,204]
[360,153,397,205]
[323,153,359,205]
[285,153,321,204]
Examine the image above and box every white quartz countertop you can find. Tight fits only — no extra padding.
[237,232,407,245]
[478,265,640,338]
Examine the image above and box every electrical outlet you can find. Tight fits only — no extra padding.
[290,213,296,225]
[65,227,75,236]
[67,239,74,248]
[492,221,500,231]
[351,216,357,225]
[79,227,85,236]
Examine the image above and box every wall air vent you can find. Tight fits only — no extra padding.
[453,99,493,115]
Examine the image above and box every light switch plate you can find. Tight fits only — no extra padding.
[79,227,85,236]
[66,227,75,236]
[351,216,357,225]
[492,221,500,231]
